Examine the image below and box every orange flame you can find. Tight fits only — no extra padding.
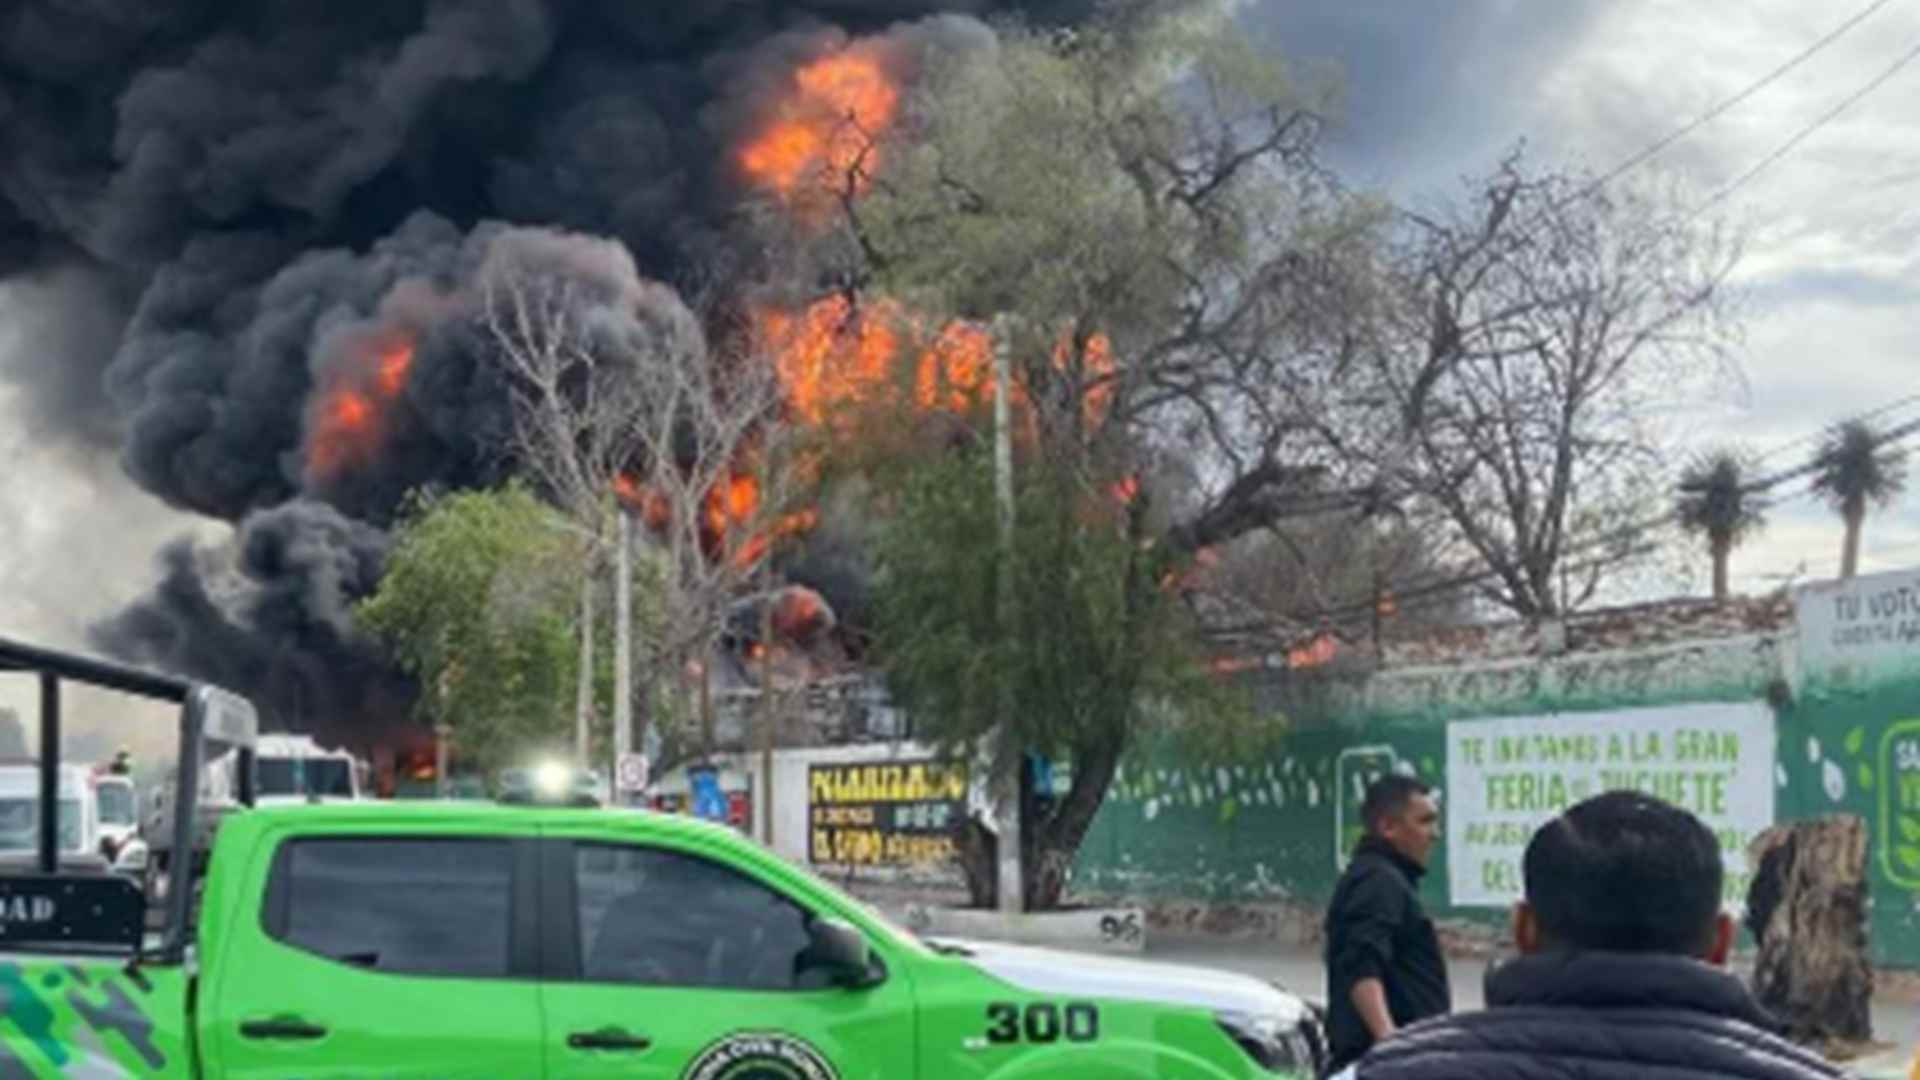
[614,464,820,570]
[375,340,412,396]
[613,473,672,531]
[760,295,1113,435]
[771,585,833,642]
[306,334,415,479]
[760,295,901,426]
[915,320,994,412]
[732,507,821,568]
[705,472,762,538]
[741,50,899,202]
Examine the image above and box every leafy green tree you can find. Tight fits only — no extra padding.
[355,483,600,774]
[826,2,1324,908]
[1810,419,1908,579]
[872,450,1264,910]
[1675,448,1769,602]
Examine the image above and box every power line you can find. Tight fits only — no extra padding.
[1698,35,1920,212]
[1211,413,1920,641]
[1750,393,1920,464]
[1584,0,1902,196]
[1676,409,1920,494]
[1733,413,1920,493]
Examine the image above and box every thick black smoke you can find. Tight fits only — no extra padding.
[89,499,412,751]
[0,0,1081,746]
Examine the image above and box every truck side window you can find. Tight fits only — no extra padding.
[576,843,821,991]
[266,837,512,977]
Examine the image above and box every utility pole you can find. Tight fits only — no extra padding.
[575,572,594,767]
[759,577,775,848]
[992,315,1022,915]
[614,507,633,804]
[758,441,777,850]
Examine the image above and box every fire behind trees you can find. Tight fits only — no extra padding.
[2,0,1741,803]
[0,0,1101,750]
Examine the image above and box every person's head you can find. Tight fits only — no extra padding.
[1513,790,1733,964]
[1361,774,1439,867]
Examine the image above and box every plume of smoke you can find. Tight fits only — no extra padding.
[90,499,411,746]
[0,0,1099,748]
[0,263,137,450]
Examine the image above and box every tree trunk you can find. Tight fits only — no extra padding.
[953,814,998,908]
[1745,815,1872,1049]
[1841,501,1864,580]
[1025,737,1123,911]
[1711,536,1730,603]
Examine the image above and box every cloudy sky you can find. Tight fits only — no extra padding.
[1246,0,1920,595]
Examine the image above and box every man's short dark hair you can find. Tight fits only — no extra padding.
[1361,774,1431,833]
[1523,791,1722,954]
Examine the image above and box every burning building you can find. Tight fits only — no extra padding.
[0,1,1102,757]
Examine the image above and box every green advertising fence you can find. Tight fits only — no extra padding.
[1074,633,1920,967]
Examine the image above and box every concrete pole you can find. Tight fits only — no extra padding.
[614,509,633,802]
[993,317,1022,914]
[760,589,775,848]
[576,573,594,766]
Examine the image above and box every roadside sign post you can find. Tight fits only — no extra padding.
[616,753,648,802]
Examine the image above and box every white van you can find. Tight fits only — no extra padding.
[0,763,104,871]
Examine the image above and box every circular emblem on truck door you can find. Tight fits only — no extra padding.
[683,1032,839,1080]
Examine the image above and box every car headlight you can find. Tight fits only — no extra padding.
[1216,1010,1320,1076]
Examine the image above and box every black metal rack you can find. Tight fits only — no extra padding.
[0,636,257,962]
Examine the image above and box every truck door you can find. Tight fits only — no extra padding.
[200,832,545,1079]
[536,837,918,1080]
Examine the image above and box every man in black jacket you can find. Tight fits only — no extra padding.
[1323,774,1450,1073]
[1337,790,1847,1080]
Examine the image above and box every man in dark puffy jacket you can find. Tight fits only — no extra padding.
[1336,790,1847,1080]
[1323,774,1450,1073]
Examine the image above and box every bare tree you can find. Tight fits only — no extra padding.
[1303,153,1744,616]
[477,230,798,767]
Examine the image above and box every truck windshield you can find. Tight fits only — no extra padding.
[257,758,354,797]
[0,798,83,852]
[96,783,135,826]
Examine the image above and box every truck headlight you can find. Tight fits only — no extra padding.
[1215,1010,1318,1076]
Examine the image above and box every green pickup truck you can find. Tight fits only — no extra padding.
[0,638,1325,1078]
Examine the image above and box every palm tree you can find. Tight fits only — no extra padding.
[1676,448,1769,602]
[1810,419,1908,579]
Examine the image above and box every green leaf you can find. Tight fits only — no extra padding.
[1899,845,1920,873]
[1845,726,1865,757]
[1858,763,1875,792]
[1901,816,1920,844]
[1219,797,1239,824]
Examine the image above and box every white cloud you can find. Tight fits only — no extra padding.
[1254,0,1920,595]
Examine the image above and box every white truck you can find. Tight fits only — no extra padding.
[93,769,138,861]
[0,761,108,873]
[141,733,362,895]
[203,733,361,805]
